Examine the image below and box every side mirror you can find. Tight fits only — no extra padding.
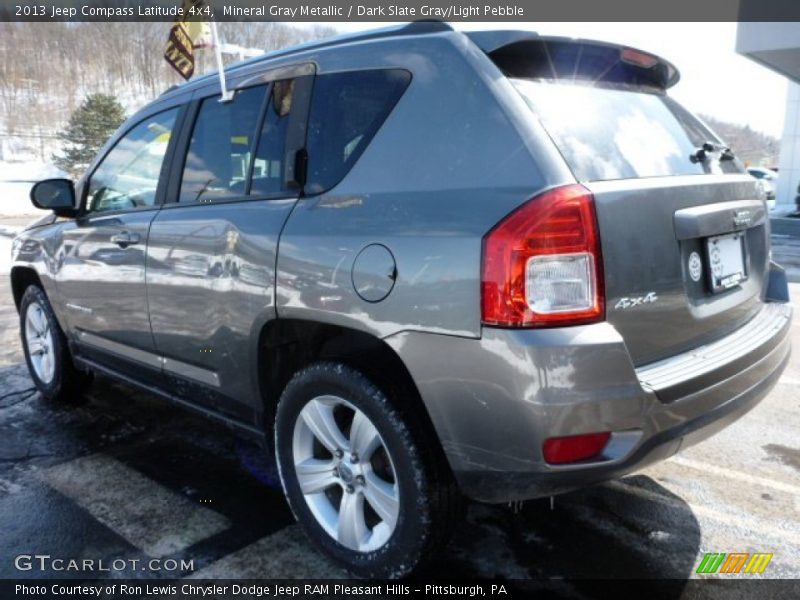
[30,179,78,217]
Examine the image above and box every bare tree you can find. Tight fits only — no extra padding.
[0,22,339,161]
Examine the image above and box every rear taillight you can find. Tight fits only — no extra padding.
[481,184,604,327]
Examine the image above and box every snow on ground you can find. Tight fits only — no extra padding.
[0,236,11,274]
[0,160,66,181]
[0,181,50,217]
[0,160,65,217]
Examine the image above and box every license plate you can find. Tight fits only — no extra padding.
[706,232,747,292]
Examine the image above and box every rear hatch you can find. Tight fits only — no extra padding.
[478,34,769,366]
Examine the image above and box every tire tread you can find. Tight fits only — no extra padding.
[275,361,463,578]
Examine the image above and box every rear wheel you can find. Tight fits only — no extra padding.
[19,285,92,402]
[275,362,460,577]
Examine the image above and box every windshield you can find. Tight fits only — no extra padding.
[513,79,741,182]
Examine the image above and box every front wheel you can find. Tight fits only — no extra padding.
[275,362,460,578]
[19,285,92,402]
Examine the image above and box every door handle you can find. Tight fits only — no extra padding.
[110,231,141,248]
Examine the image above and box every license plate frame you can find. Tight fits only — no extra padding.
[706,232,747,293]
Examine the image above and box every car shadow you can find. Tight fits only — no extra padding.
[1,370,700,587]
[423,476,700,592]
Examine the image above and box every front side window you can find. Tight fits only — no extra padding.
[86,109,178,213]
[180,86,267,203]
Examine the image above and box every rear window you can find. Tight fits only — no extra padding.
[513,79,729,182]
[305,69,411,194]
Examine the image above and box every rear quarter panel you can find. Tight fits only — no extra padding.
[276,32,574,339]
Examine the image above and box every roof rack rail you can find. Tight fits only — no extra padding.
[249,21,451,62]
[260,20,453,63]
[174,21,453,93]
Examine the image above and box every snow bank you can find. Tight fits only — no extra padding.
[0,160,67,217]
[0,160,67,182]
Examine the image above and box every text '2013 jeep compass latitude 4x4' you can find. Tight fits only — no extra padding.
[12,23,793,577]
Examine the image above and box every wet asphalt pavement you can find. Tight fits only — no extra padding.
[0,262,799,594]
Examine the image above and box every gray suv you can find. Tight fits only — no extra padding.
[11,23,793,577]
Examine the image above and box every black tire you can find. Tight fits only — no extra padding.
[275,362,461,578]
[19,285,92,402]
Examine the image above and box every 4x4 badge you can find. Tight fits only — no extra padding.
[733,209,752,228]
[614,292,658,310]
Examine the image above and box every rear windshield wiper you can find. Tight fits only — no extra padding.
[690,141,735,164]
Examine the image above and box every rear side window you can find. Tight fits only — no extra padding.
[180,86,266,203]
[305,69,411,194]
[250,80,295,196]
[513,80,720,182]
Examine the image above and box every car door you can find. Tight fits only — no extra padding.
[145,67,313,423]
[57,106,183,381]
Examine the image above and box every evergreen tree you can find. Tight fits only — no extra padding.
[53,94,126,175]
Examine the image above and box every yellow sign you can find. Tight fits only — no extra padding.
[164,0,212,80]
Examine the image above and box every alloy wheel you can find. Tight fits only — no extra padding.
[24,301,55,384]
[292,395,400,552]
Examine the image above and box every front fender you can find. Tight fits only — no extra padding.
[10,225,70,333]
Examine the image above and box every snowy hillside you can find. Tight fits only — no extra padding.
[1,22,338,164]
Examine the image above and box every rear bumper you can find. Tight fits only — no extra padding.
[385,301,792,503]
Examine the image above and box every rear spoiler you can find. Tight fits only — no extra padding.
[466,30,680,90]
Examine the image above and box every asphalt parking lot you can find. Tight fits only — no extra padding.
[0,232,798,595]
